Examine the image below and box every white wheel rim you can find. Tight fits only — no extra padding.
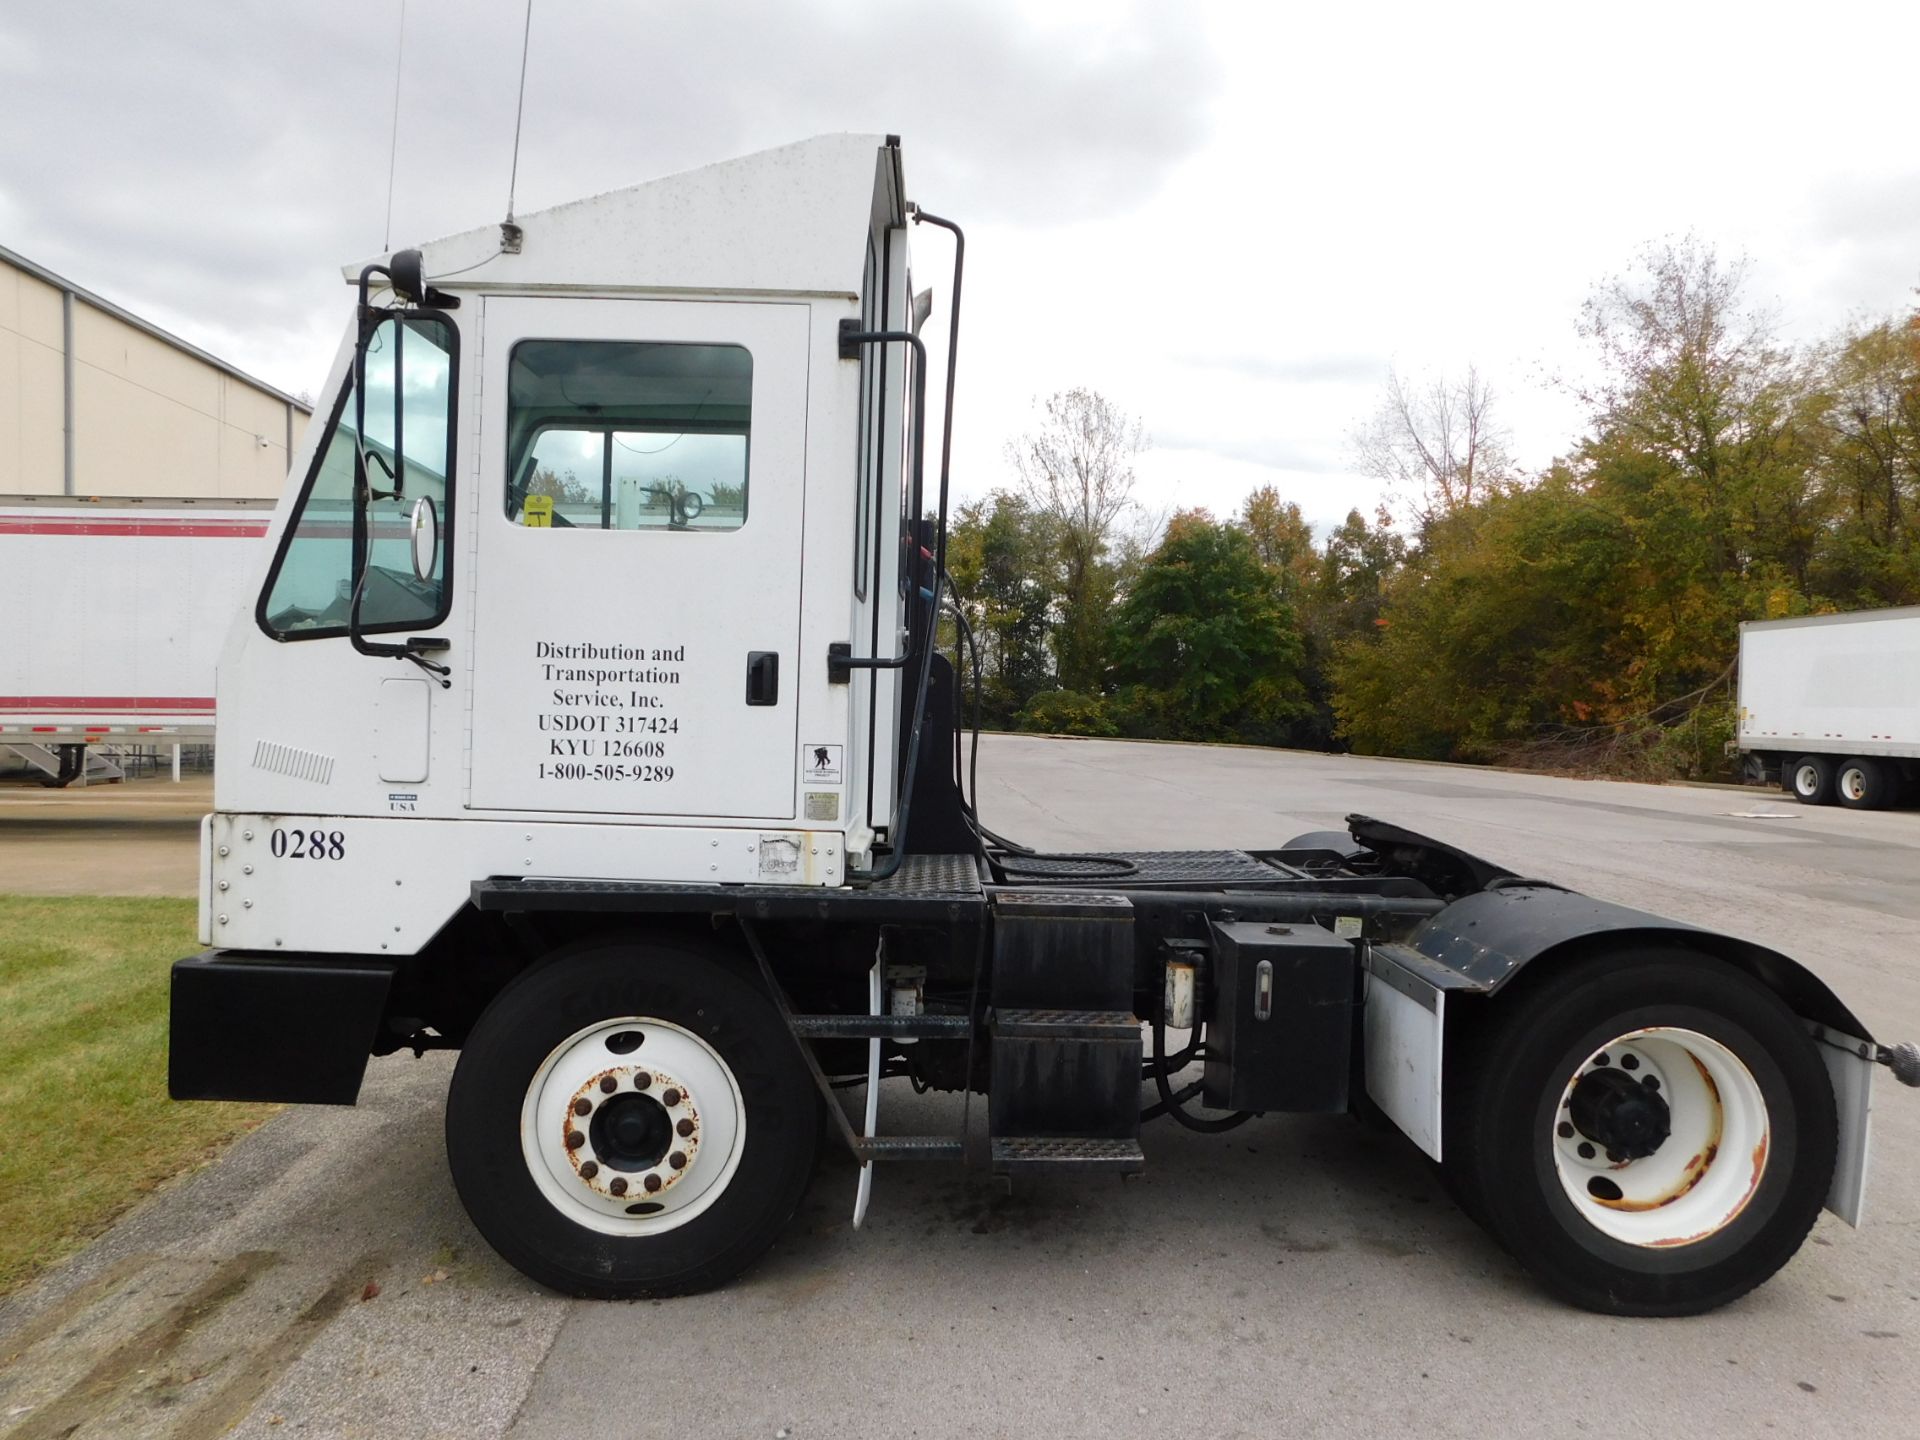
[1841,768,1867,801]
[1795,764,1820,797]
[1549,1027,1769,1248]
[520,1018,745,1236]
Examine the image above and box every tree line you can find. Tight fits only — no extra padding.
[948,241,1920,779]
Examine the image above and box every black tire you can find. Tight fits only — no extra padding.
[1835,757,1889,811]
[446,936,819,1298]
[1448,947,1835,1316]
[1786,754,1836,806]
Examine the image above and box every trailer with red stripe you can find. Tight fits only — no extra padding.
[0,496,271,783]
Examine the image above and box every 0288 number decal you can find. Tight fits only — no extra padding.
[269,827,346,860]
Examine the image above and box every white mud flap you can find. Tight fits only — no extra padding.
[1811,1026,1875,1227]
[1364,947,1446,1162]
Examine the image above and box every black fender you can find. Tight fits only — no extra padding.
[1406,884,1872,1041]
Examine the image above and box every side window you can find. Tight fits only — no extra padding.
[258,315,457,637]
[504,341,750,531]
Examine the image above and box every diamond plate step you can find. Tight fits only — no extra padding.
[990,1136,1146,1175]
[855,1135,966,1161]
[992,1008,1139,1040]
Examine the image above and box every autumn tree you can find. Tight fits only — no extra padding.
[1239,486,1320,603]
[1352,365,1510,534]
[1007,389,1148,691]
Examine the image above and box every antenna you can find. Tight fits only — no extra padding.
[382,0,408,251]
[501,0,536,254]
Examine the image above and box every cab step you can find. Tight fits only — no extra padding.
[791,1014,971,1040]
[990,1136,1146,1176]
[854,1135,966,1161]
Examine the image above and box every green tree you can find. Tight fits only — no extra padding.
[946,492,1060,725]
[1110,512,1310,744]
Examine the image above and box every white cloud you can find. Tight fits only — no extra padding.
[5,0,1918,532]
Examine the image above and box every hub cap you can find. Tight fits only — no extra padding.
[1550,1027,1770,1248]
[520,1019,744,1236]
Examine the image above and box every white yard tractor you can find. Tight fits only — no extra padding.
[169,135,1919,1314]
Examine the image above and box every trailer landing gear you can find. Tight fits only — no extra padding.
[1444,947,1834,1316]
[445,939,818,1298]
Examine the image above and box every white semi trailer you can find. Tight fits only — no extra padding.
[0,496,271,784]
[1739,608,1920,808]
[166,135,1919,1316]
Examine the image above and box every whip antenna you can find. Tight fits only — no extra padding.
[500,0,536,252]
[382,0,407,250]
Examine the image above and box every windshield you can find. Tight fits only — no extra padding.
[259,315,458,637]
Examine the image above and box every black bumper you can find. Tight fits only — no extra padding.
[169,951,396,1105]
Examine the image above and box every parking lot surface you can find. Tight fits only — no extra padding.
[2,737,1916,1439]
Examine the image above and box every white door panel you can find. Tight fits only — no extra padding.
[469,297,808,819]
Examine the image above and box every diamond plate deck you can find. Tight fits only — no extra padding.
[993,849,1285,888]
[472,852,984,922]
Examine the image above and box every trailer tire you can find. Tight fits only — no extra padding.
[1836,757,1889,810]
[445,937,818,1299]
[1450,946,1834,1316]
[1787,755,1836,805]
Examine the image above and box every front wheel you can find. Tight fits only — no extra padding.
[1447,948,1835,1315]
[446,937,819,1298]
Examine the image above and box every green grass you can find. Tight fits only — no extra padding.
[0,896,274,1295]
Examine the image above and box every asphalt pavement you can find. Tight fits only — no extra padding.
[3,737,1917,1439]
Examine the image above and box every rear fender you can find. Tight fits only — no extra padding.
[1408,885,1870,1039]
[1369,884,1875,1224]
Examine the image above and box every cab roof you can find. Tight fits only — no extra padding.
[351,134,904,300]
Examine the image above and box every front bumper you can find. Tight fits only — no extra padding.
[169,951,396,1104]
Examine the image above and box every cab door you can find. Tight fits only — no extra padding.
[467,296,809,820]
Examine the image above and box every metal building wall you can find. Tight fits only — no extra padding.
[0,247,309,498]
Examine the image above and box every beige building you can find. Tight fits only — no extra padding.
[0,244,309,498]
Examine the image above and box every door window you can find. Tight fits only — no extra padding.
[504,341,750,532]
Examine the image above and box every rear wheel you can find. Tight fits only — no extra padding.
[1448,948,1835,1315]
[446,937,818,1298]
[1787,755,1835,806]
[1836,757,1889,810]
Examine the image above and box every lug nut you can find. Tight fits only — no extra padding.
[600,1076,618,1094]
[573,1098,591,1117]
[1643,1076,1661,1091]
[1621,1054,1639,1071]
[565,1130,585,1150]
[609,1177,628,1197]
[579,1161,599,1180]
[634,1072,652,1089]
[676,1118,695,1137]
[1557,1122,1575,1140]
[668,1151,687,1170]
[644,1173,663,1193]
[1577,1142,1596,1160]
[662,1088,682,1107]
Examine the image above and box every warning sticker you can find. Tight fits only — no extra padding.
[802,743,842,784]
[804,791,840,822]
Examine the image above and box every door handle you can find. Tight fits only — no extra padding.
[746,651,779,706]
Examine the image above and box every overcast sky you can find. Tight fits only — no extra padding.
[5,0,1918,534]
